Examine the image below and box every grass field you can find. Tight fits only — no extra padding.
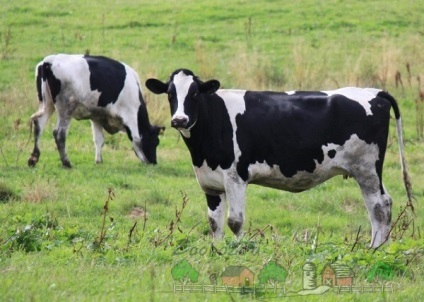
[1,1,423,301]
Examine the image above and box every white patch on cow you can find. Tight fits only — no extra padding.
[322,87,381,116]
[318,137,379,189]
[47,54,101,111]
[109,65,140,125]
[194,161,226,193]
[285,90,296,95]
[246,134,379,192]
[216,89,246,159]
[172,71,193,122]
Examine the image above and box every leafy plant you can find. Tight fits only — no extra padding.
[258,260,288,286]
[171,259,199,285]
[366,261,396,282]
[93,188,115,248]
[152,191,192,248]
[3,213,59,253]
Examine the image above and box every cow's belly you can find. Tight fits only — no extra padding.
[247,162,346,192]
[74,103,124,134]
[193,160,347,194]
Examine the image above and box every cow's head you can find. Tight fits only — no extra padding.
[146,69,220,131]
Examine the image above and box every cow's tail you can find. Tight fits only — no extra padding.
[378,91,413,203]
[30,62,54,121]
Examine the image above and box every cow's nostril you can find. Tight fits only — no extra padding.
[171,117,188,128]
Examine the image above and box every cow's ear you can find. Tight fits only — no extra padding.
[199,80,220,94]
[145,79,168,94]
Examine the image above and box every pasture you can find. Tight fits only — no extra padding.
[0,0,423,300]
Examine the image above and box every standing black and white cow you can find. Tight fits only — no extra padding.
[28,54,164,168]
[146,69,412,248]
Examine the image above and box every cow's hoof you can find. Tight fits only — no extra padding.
[28,157,38,167]
[62,161,72,169]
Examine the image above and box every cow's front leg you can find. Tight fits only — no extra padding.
[225,179,247,238]
[206,193,226,239]
[90,121,104,163]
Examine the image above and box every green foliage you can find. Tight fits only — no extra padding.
[4,213,58,252]
[258,260,287,285]
[171,259,199,284]
[366,261,396,282]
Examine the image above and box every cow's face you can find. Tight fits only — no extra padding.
[146,69,220,131]
[141,125,164,164]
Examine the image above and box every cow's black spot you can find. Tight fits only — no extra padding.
[328,149,336,158]
[227,212,243,235]
[84,55,127,107]
[208,217,218,233]
[124,125,132,141]
[36,64,43,101]
[42,62,61,102]
[374,203,385,223]
[206,194,221,211]
[183,93,234,170]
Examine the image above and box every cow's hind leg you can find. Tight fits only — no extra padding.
[355,173,392,248]
[90,121,104,163]
[206,193,226,239]
[53,115,72,168]
[28,101,55,167]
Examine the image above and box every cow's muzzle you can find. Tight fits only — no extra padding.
[171,117,188,129]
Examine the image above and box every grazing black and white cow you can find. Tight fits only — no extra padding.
[146,69,412,248]
[28,54,164,168]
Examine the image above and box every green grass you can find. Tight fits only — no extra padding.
[1,0,424,301]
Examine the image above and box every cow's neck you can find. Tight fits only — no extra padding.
[137,101,153,136]
[181,95,235,170]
